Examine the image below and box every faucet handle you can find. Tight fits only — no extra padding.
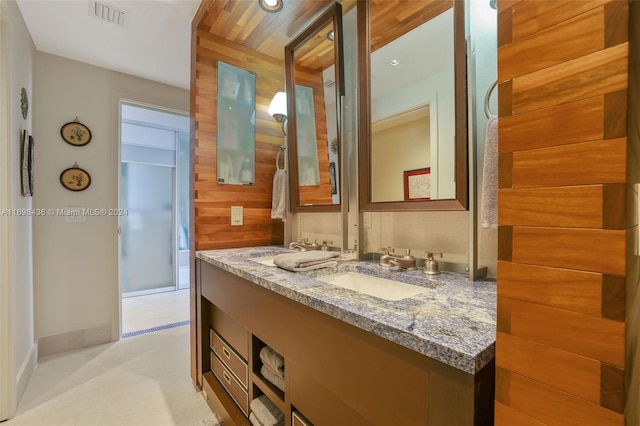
[379,246,392,254]
[425,251,443,259]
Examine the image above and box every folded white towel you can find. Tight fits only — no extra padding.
[271,168,286,221]
[481,116,498,228]
[260,346,284,373]
[273,251,339,272]
[250,395,284,426]
[261,365,285,392]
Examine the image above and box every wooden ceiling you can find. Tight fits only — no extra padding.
[370,0,453,52]
[196,0,452,68]
[198,0,355,62]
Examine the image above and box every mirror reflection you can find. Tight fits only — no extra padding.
[370,7,455,202]
[286,4,344,210]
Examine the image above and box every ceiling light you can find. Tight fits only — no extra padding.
[258,0,283,13]
[389,59,400,67]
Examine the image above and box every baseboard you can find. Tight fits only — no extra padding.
[15,342,37,407]
[38,324,112,359]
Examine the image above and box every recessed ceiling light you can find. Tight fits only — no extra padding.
[389,59,400,67]
[258,0,283,13]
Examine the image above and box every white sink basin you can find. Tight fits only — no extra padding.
[249,255,277,267]
[317,272,426,301]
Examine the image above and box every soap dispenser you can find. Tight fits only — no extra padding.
[423,252,443,275]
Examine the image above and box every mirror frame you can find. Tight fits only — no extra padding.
[358,0,468,211]
[285,2,345,213]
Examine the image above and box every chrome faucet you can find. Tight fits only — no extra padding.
[379,248,417,271]
[288,238,321,251]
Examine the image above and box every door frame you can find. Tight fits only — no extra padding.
[0,3,16,420]
[115,98,188,336]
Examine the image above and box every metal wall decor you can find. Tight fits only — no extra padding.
[20,130,34,196]
[60,118,92,146]
[60,163,91,191]
[20,88,28,119]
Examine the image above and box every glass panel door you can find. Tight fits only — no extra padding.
[120,162,175,295]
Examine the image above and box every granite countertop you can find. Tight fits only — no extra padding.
[196,246,496,374]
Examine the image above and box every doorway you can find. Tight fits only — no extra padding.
[119,102,190,331]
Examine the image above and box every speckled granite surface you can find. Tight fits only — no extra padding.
[196,246,496,374]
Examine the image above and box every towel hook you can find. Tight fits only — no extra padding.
[484,80,498,119]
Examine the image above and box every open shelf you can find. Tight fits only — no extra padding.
[252,371,286,414]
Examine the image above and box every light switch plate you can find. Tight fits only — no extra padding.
[65,207,86,223]
[363,212,372,229]
[231,206,243,226]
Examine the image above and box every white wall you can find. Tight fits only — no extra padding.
[0,0,36,418]
[32,52,188,356]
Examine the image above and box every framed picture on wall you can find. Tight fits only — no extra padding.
[404,168,431,201]
[60,165,91,191]
[60,120,92,146]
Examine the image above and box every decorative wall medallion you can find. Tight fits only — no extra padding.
[60,164,91,191]
[20,88,28,119]
[60,119,92,146]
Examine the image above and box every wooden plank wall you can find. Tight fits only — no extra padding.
[496,1,629,424]
[193,29,285,251]
[626,1,640,425]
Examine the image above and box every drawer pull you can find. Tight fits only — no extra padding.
[222,346,231,360]
[223,370,231,384]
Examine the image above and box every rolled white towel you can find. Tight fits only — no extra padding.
[249,413,263,426]
[259,346,284,373]
[250,395,284,426]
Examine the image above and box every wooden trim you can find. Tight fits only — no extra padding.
[601,275,625,321]
[203,372,250,426]
[600,363,625,413]
[497,7,512,48]
[498,152,513,189]
[497,226,513,262]
[497,80,512,117]
[358,0,468,212]
[603,90,628,139]
[604,0,629,49]
[495,367,511,405]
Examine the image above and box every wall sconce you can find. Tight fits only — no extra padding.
[258,0,283,13]
[268,91,287,135]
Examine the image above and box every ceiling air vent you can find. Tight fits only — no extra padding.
[89,1,128,28]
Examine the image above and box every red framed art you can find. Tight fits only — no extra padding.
[404,168,431,201]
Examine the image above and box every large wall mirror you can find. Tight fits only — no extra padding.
[285,3,344,212]
[358,0,468,211]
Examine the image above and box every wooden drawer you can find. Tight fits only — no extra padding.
[211,352,249,415]
[210,329,248,388]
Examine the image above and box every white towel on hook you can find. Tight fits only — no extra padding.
[481,116,498,228]
[271,168,286,221]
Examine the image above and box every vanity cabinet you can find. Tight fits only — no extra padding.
[196,258,494,425]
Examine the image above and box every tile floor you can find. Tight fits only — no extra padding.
[6,290,220,426]
[122,289,191,335]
